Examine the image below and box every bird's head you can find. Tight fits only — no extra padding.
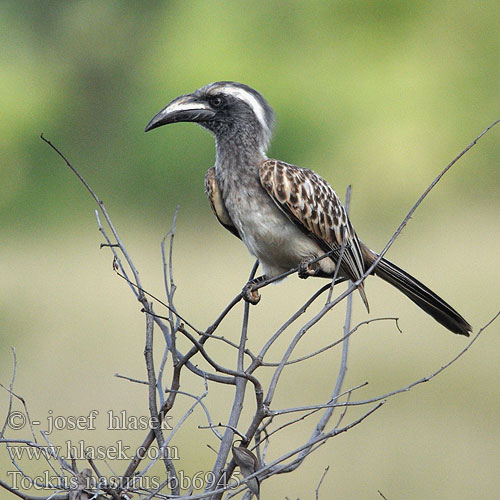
[145,81,275,153]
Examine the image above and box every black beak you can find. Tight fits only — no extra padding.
[144,94,216,132]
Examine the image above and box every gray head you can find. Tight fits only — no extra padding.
[145,81,275,153]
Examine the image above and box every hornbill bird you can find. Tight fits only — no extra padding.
[145,81,471,336]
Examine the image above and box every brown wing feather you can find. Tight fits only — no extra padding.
[259,159,368,307]
[204,167,241,240]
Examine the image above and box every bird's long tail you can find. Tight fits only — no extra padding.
[369,254,472,336]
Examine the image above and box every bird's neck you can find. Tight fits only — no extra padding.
[215,135,266,175]
[214,135,267,196]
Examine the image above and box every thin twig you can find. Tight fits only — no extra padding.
[277,283,354,473]
[347,309,499,407]
[0,477,69,500]
[114,373,148,385]
[41,133,146,301]
[166,387,222,440]
[139,381,210,481]
[258,317,399,367]
[144,310,179,491]
[315,466,330,500]
[205,264,260,498]
[1,348,17,440]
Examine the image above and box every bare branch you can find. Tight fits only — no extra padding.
[259,317,399,367]
[315,466,330,500]
[114,373,148,385]
[348,309,500,407]
[0,476,69,500]
[31,120,498,500]
[41,134,146,302]
[1,348,17,440]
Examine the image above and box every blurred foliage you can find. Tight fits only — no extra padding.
[1,0,499,233]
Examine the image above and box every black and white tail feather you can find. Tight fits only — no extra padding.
[372,255,471,336]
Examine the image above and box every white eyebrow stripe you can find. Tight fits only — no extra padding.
[214,85,269,136]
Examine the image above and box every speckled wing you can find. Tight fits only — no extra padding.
[259,159,368,305]
[204,166,241,240]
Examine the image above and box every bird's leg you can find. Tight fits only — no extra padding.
[298,257,321,279]
[242,275,266,304]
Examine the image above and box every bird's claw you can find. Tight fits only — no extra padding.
[298,258,319,279]
[242,281,262,305]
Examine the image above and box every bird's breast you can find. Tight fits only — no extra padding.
[223,185,333,278]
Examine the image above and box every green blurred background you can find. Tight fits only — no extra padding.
[2,1,500,498]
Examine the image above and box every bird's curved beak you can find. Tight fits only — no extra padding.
[144,94,216,132]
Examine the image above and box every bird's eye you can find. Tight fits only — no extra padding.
[209,96,224,108]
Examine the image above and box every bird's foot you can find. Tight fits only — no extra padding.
[242,276,265,305]
[298,258,320,279]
